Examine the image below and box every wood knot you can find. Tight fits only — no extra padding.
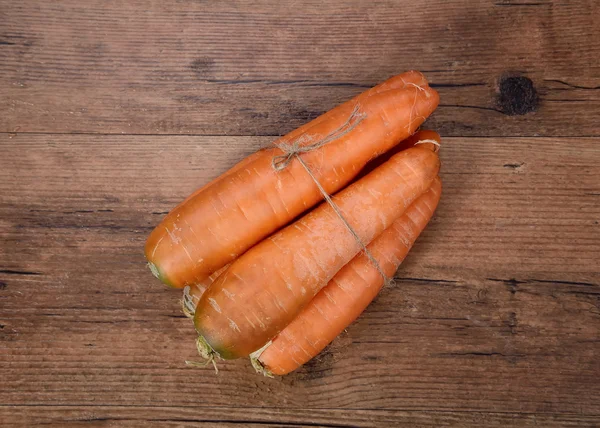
[497,75,539,115]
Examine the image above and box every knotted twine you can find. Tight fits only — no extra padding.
[271,104,392,287]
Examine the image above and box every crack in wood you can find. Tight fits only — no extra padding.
[544,79,600,90]
[0,269,42,276]
[394,277,459,284]
[435,351,525,358]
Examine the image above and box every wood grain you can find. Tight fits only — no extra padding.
[1,134,598,426]
[1,406,599,427]
[1,0,599,136]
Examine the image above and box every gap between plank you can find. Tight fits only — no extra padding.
[1,132,599,138]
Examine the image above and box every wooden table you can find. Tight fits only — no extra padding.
[1,1,599,426]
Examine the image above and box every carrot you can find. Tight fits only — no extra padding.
[145,72,439,288]
[193,145,440,360]
[182,130,441,313]
[252,177,442,376]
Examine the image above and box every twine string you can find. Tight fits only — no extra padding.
[272,105,392,286]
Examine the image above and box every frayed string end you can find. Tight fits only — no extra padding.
[415,139,441,153]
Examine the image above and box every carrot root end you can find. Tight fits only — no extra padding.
[193,335,219,373]
[147,261,176,288]
[148,261,160,279]
[186,336,219,373]
[181,286,195,319]
[250,356,274,378]
[249,341,274,378]
[185,358,219,374]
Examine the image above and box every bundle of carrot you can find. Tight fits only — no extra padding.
[145,71,442,375]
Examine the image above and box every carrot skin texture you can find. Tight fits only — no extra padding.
[145,72,439,288]
[258,178,442,375]
[188,265,228,306]
[193,146,440,359]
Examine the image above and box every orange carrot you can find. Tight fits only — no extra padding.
[145,72,439,288]
[193,145,440,360]
[253,177,442,376]
[183,130,441,312]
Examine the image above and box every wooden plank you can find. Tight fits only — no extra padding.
[1,0,599,136]
[1,134,598,419]
[1,406,599,428]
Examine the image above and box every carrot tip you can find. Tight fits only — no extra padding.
[250,356,274,378]
[249,341,275,378]
[194,335,219,373]
[147,261,176,288]
[148,261,160,278]
[186,337,219,373]
[181,286,195,319]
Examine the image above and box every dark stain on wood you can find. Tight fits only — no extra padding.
[293,346,336,381]
[190,57,216,78]
[503,162,525,170]
[488,278,526,295]
[506,311,519,335]
[497,75,539,115]
[361,354,380,362]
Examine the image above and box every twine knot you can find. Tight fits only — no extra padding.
[271,104,393,286]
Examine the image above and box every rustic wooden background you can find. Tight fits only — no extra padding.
[1,1,599,427]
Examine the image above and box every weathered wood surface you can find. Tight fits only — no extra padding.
[1,0,599,137]
[2,406,600,428]
[1,0,600,426]
[1,135,599,426]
